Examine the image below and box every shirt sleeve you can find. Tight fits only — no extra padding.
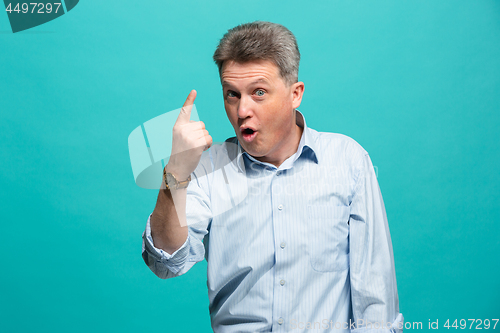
[142,214,191,279]
[141,156,214,279]
[349,152,404,333]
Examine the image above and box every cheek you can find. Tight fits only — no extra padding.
[224,105,237,124]
[281,98,294,112]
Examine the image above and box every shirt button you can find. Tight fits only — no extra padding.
[278,318,284,325]
[278,204,283,210]
[280,242,286,249]
[276,171,281,176]
[280,279,285,286]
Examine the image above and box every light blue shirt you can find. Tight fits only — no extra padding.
[142,111,404,333]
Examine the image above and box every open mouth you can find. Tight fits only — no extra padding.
[241,128,257,142]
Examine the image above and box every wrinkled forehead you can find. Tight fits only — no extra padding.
[220,59,284,87]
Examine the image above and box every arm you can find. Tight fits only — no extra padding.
[142,163,213,279]
[142,90,213,279]
[149,90,212,255]
[150,170,188,255]
[349,152,404,332]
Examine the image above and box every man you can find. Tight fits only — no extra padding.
[142,21,403,332]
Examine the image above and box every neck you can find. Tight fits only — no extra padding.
[257,122,303,168]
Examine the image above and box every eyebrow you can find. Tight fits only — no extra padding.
[222,78,270,88]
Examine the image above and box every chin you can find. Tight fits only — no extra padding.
[239,141,265,157]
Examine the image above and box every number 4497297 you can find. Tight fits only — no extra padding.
[5,3,62,14]
[444,319,498,330]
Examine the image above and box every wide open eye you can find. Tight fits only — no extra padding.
[255,89,265,97]
[226,90,238,98]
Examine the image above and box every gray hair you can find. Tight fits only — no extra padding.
[213,21,300,86]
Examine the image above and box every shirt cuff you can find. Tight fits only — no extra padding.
[142,214,190,274]
[351,313,404,333]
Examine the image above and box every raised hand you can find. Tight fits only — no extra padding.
[166,90,213,181]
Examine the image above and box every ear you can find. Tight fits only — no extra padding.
[291,81,305,109]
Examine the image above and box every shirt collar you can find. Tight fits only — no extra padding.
[235,110,319,172]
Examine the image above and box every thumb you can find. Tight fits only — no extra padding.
[176,90,197,125]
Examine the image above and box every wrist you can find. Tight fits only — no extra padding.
[163,165,191,190]
[164,164,190,181]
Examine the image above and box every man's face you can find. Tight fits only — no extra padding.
[221,59,304,166]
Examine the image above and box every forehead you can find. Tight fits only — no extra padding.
[221,60,282,86]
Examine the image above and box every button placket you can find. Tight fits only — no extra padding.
[271,169,288,331]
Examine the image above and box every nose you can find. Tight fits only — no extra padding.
[237,95,253,119]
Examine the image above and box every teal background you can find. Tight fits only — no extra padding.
[1,0,499,332]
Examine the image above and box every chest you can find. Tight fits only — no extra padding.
[207,159,352,272]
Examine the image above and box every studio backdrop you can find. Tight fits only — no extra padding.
[1,0,499,332]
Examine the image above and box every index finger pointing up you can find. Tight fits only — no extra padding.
[176,90,197,125]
